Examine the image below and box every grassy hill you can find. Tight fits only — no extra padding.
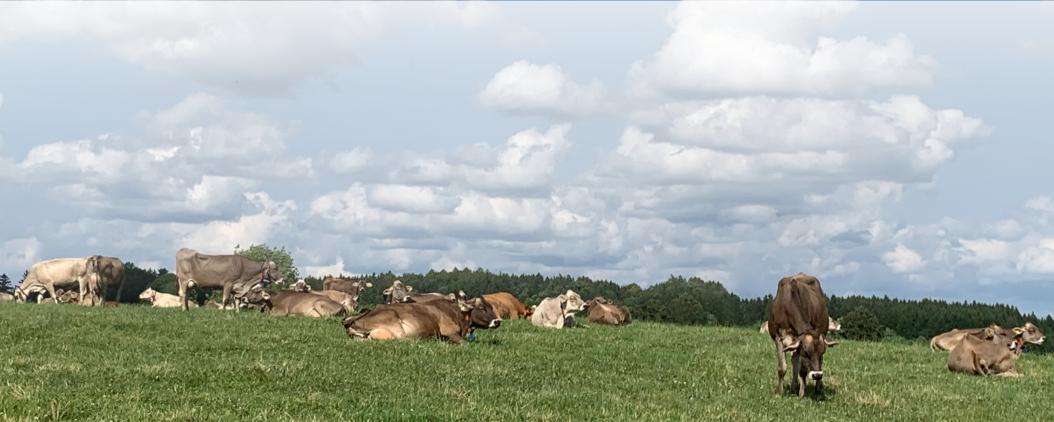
[1,302,1052,421]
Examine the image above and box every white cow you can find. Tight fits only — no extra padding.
[530,290,587,329]
[15,257,101,305]
[139,288,192,308]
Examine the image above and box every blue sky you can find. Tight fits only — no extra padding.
[2,2,1054,315]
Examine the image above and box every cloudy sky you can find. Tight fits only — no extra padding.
[2,2,1053,315]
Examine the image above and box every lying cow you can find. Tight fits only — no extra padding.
[586,297,632,325]
[240,290,346,318]
[482,292,532,320]
[948,326,1023,377]
[760,317,841,334]
[291,279,312,292]
[0,292,14,302]
[322,276,373,297]
[343,294,500,343]
[931,322,1046,352]
[530,290,586,329]
[175,248,284,311]
[382,280,448,303]
[767,273,837,397]
[16,257,102,305]
[139,288,190,308]
[310,289,358,314]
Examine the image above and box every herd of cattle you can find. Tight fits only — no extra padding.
[0,251,1046,398]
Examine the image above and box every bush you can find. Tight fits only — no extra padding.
[841,306,883,341]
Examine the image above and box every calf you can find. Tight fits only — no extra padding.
[530,290,586,329]
[948,327,1023,376]
[585,297,632,325]
[139,288,190,308]
[483,292,532,320]
[767,273,837,397]
[240,290,345,318]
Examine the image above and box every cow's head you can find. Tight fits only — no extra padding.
[263,261,284,285]
[827,317,842,332]
[239,287,272,311]
[783,332,837,381]
[292,279,311,292]
[1015,322,1046,346]
[560,290,586,313]
[382,280,414,304]
[467,297,502,329]
[138,288,157,302]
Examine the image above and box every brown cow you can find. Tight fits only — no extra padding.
[310,289,358,314]
[948,327,1023,376]
[767,273,837,397]
[482,292,531,320]
[342,294,499,343]
[931,322,1046,352]
[240,289,345,318]
[321,276,372,297]
[585,297,632,325]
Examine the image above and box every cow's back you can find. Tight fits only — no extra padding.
[29,258,88,288]
[483,292,528,319]
[768,273,829,338]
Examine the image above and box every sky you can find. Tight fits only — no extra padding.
[1,2,1054,315]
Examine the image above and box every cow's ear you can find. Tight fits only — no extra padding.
[365,282,373,288]
[406,286,414,292]
[447,293,457,301]
[558,294,567,301]
[382,288,392,295]
[782,336,800,351]
[473,298,483,307]
[983,327,997,339]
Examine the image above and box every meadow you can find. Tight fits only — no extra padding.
[1,302,1052,421]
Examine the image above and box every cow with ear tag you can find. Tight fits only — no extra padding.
[767,273,837,397]
[530,290,586,329]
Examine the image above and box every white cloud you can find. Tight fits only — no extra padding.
[1017,239,1054,274]
[0,238,40,273]
[958,238,1012,265]
[629,2,935,98]
[303,257,356,278]
[180,192,295,254]
[883,243,925,273]
[330,148,373,174]
[479,61,604,116]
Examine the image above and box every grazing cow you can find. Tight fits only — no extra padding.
[585,297,632,325]
[321,277,373,298]
[931,322,1046,352]
[15,257,102,305]
[343,294,500,343]
[767,273,837,397]
[482,292,532,320]
[309,290,358,314]
[240,290,346,318]
[139,288,190,308]
[530,290,587,329]
[948,327,1023,376]
[0,292,14,302]
[760,318,841,334]
[174,248,284,311]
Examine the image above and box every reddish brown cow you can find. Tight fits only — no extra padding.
[767,273,837,397]
[482,292,531,320]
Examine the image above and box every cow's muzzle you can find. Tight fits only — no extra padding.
[489,319,502,328]
[808,371,823,381]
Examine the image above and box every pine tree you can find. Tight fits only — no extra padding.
[0,273,11,293]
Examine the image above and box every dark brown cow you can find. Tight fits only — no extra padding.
[585,297,632,325]
[482,292,531,320]
[342,294,500,343]
[175,248,284,311]
[89,255,125,305]
[239,290,345,318]
[767,273,837,397]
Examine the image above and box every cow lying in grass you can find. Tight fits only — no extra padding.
[139,288,190,308]
[585,297,631,325]
[531,290,586,329]
[342,294,501,343]
[931,322,1045,352]
[948,326,1025,377]
[240,290,346,318]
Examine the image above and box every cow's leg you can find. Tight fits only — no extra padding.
[773,338,786,395]
[790,351,802,396]
[178,278,190,311]
[44,283,59,305]
[221,283,233,311]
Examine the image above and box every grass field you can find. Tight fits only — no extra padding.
[1,302,1052,421]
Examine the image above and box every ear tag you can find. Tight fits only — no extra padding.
[467,331,477,342]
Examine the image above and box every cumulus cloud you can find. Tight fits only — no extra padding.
[6,94,311,222]
[883,243,925,273]
[0,3,499,94]
[0,237,40,272]
[629,2,935,98]
[479,61,604,116]
[329,148,374,174]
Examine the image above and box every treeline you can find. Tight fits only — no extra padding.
[26,261,1049,353]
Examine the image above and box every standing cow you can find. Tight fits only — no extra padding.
[767,273,837,397]
[15,257,102,306]
[174,248,284,311]
[85,255,125,305]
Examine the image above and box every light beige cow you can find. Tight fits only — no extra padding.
[530,290,587,329]
[15,257,102,305]
[139,288,192,308]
